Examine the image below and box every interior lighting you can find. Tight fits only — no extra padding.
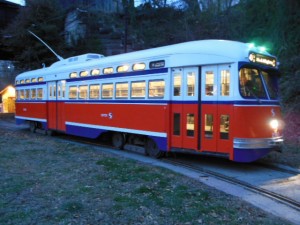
[117,65,130,73]
[133,63,146,71]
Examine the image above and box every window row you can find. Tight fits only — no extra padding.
[68,80,165,100]
[69,60,165,78]
[16,88,43,100]
[16,77,44,85]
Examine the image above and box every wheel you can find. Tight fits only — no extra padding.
[112,132,125,149]
[145,138,164,158]
[29,121,36,133]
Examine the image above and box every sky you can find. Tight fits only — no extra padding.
[5,0,25,6]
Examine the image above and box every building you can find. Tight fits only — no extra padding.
[0,85,15,113]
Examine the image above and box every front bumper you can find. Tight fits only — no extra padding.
[233,136,284,162]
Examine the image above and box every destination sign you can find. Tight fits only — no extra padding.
[248,52,277,67]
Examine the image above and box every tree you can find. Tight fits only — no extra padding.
[2,0,65,70]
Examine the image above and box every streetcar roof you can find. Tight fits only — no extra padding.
[16,39,275,79]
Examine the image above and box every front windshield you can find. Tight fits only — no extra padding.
[239,68,267,98]
[239,68,279,100]
[261,71,278,99]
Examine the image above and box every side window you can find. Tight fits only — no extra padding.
[25,89,30,99]
[89,84,100,99]
[37,88,43,99]
[131,81,145,98]
[69,86,78,99]
[31,89,36,99]
[49,85,52,98]
[102,83,114,99]
[173,73,181,96]
[220,115,229,139]
[173,113,181,135]
[20,90,24,99]
[220,70,230,96]
[187,72,195,96]
[79,85,88,99]
[116,82,128,98]
[186,113,194,137]
[204,114,213,139]
[149,80,165,98]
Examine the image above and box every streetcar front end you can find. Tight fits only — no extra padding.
[233,51,284,162]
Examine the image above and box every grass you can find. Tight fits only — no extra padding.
[0,127,292,225]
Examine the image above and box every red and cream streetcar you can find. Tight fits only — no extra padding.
[15,40,283,162]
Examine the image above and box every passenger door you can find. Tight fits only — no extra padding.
[47,80,66,131]
[171,67,199,150]
[47,81,57,130]
[201,64,233,154]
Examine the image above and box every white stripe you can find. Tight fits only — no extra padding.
[15,116,47,122]
[66,121,167,138]
[234,104,279,107]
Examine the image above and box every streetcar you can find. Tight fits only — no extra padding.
[15,40,283,162]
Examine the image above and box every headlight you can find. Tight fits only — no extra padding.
[270,119,279,130]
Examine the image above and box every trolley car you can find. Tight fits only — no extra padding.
[15,40,283,162]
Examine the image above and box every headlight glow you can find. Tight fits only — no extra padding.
[270,119,279,130]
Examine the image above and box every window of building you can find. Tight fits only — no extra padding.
[89,84,100,99]
[25,79,30,83]
[20,80,25,84]
[131,81,145,98]
[38,77,44,82]
[148,80,165,98]
[102,83,114,98]
[116,82,129,98]
[31,78,37,83]
[69,86,78,99]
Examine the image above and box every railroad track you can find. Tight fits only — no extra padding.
[162,157,300,212]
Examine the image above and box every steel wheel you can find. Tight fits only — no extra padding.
[112,132,125,149]
[29,121,36,133]
[146,138,164,158]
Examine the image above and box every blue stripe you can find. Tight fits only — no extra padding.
[66,68,168,83]
[16,82,46,87]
